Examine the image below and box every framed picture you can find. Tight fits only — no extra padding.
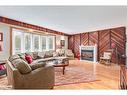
[61,40,65,46]
[0,33,3,41]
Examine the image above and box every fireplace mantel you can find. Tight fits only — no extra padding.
[79,45,97,62]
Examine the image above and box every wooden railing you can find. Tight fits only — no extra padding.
[120,65,127,89]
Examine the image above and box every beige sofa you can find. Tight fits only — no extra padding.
[6,49,73,89]
[56,49,74,60]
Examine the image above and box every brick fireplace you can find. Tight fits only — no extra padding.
[80,45,97,62]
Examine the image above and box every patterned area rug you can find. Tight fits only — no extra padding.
[54,62,99,86]
[0,61,99,89]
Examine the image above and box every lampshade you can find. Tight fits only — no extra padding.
[111,43,116,49]
[61,36,65,40]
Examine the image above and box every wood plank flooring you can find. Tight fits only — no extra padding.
[54,60,120,89]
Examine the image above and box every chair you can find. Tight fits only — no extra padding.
[100,51,112,65]
[65,49,74,60]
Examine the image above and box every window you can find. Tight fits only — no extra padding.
[33,35,40,51]
[12,28,55,54]
[48,36,55,50]
[24,33,32,52]
[12,29,23,54]
[41,36,46,51]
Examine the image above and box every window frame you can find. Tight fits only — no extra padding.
[24,33,32,52]
[11,27,56,55]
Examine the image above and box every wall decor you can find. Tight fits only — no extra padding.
[0,33,3,41]
[61,40,65,47]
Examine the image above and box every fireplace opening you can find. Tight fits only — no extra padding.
[81,50,94,61]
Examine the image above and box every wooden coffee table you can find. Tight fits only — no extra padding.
[53,57,69,75]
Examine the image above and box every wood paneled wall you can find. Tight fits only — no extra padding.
[0,16,68,36]
[68,27,126,64]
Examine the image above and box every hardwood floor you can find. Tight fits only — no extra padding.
[54,60,120,89]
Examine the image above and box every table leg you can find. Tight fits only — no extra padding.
[63,66,65,75]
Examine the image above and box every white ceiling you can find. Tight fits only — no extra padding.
[0,6,127,34]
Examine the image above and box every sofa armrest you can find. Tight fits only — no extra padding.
[6,61,23,86]
[21,64,55,89]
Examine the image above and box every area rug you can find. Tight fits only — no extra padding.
[54,62,99,86]
[0,61,100,89]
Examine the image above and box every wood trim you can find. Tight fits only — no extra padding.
[10,27,13,56]
[0,16,68,36]
[80,33,81,45]
[88,32,89,45]
[97,31,99,61]
[54,35,56,51]
[109,29,111,48]
[0,32,3,41]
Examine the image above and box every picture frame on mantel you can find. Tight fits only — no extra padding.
[0,33,3,41]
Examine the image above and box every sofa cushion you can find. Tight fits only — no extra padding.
[45,51,53,58]
[53,52,59,57]
[38,52,45,59]
[58,49,65,56]
[11,58,32,74]
[33,52,38,59]
[25,52,38,60]
[66,53,74,57]
[29,62,46,70]
[18,53,27,61]
[32,57,54,64]
[9,55,20,62]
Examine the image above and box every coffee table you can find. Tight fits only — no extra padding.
[53,57,69,75]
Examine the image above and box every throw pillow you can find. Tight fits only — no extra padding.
[45,51,53,58]
[32,52,38,60]
[9,55,20,62]
[18,53,27,62]
[0,65,5,70]
[12,58,32,74]
[53,52,59,57]
[25,55,33,64]
[38,52,45,59]
[59,49,65,56]
[29,62,46,70]
[25,52,34,59]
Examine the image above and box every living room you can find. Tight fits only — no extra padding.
[0,5,127,91]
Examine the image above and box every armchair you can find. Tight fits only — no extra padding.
[100,51,112,65]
